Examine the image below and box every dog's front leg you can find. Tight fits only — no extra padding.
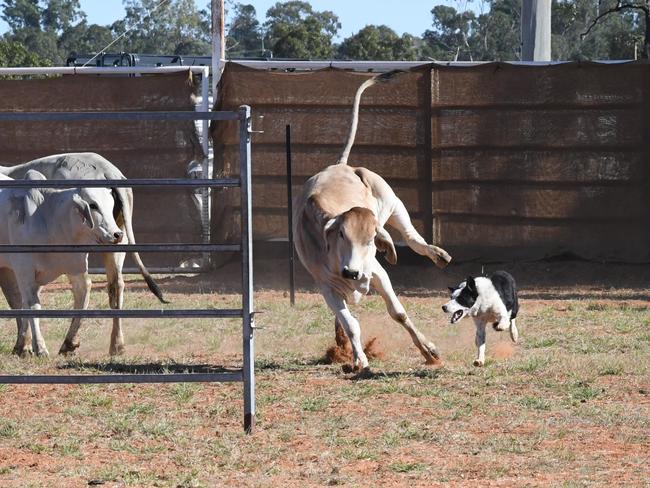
[473,317,487,367]
[321,286,369,371]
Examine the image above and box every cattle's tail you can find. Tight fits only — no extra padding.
[337,70,406,165]
[116,187,169,304]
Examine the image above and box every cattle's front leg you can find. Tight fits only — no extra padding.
[59,273,91,355]
[473,318,487,367]
[104,250,126,356]
[387,198,451,268]
[370,260,440,364]
[18,283,48,357]
[0,269,32,356]
[321,287,368,371]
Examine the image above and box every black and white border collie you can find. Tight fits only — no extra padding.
[442,271,519,367]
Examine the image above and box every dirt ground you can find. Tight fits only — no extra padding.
[0,262,649,487]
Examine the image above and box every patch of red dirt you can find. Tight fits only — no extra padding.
[491,341,515,359]
[324,319,384,364]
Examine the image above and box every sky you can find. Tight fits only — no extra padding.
[0,1,453,40]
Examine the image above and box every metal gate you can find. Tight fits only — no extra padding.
[0,104,256,432]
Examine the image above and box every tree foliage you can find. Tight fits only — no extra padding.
[338,25,418,60]
[263,1,340,59]
[226,3,263,57]
[0,0,645,66]
[111,0,211,55]
[0,37,50,65]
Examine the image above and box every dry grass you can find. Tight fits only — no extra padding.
[0,276,649,487]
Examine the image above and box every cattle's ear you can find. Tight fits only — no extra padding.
[72,194,94,229]
[375,226,397,265]
[323,217,338,250]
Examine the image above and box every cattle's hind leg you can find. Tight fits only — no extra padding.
[0,269,31,356]
[370,260,440,364]
[104,251,126,356]
[387,198,451,268]
[59,273,91,355]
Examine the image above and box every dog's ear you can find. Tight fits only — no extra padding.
[466,276,476,292]
[448,286,456,293]
[375,226,397,265]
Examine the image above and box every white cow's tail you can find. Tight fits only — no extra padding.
[337,70,406,165]
[116,187,169,304]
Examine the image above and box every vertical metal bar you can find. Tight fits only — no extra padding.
[239,105,255,434]
[201,67,212,268]
[423,67,435,244]
[285,125,296,306]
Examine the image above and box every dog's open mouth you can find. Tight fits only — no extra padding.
[450,310,464,324]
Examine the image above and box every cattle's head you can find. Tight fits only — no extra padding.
[71,187,124,245]
[324,207,396,293]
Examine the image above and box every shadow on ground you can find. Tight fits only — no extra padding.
[141,251,650,300]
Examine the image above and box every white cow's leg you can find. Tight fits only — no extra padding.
[321,286,368,370]
[104,250,126,356]
[473,318,487,367]
[0,269,31,356]
[510,319,519,343]
[370,261,440,364]
[59,273,91,355]
[20,284,48,357]
[387,198,451,267]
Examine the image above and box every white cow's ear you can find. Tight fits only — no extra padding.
[72,194,95,229]
[375,226,397,265]
[323,217,338,251]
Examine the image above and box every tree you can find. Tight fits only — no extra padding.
[112,0,211,55]
[263,1,340,59]
[579,0,648,58]
[422,5,477,61]
[41,0,84,33]
[1,0,87,65]
[0,38,50,66]
[58,21,114,59]
[226,3,263,57]
[473,0,521,60]
[338,25,418,60]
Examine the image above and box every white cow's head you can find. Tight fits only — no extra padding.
[71,187,123,245]
[324,206,396,292]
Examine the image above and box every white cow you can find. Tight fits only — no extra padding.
[0,153,166,355]
[0,170,126,357]
[293,71,452,372]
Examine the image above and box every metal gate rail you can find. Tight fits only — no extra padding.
[0,106,256,432]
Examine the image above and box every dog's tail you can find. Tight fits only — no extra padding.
[337,70,406,165]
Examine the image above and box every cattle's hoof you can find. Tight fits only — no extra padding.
[429,246,452,269]
[14,347,33,358]
[425,357,444,367]
[35,349,50,358]
[109,344,125,356]
[422,342,441,364]
[344,366,374,380]
[58,341,79,356]
[473,359,485,367]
